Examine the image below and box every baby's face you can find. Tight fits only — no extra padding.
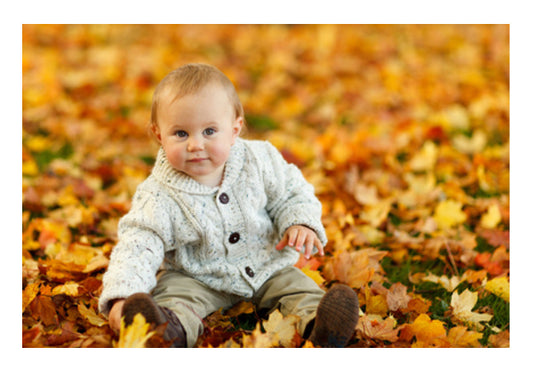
[154,83,243,187]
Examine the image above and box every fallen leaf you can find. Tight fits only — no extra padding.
[485,276,509,302]
[261,310,301,348]
[480,204,501,229]
[446,325,482,347]
[422,273,463,292]
[488,330,509,348]
[300,266,325,286]
[78,303,107,327]
[433,200,467,230]
[357,314,399,342]
[52,281,80,296]
[23,282,40,312]
[114,313,156,348]
[386,282,411,311]
[400,313,448,347]
[323,249,387,289]
[451,289,493,330]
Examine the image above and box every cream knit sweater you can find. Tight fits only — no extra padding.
[98,138,327,314]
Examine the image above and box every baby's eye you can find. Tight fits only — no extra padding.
[175,130,188,138]
[204,128,216,136]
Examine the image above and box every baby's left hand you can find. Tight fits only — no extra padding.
[275,225,324,259]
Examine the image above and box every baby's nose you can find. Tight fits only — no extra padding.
[187,136,204,151]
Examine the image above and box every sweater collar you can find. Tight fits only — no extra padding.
[151,138,245,194]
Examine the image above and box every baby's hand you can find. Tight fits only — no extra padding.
[108,299,125,333]
[275,225,324,260]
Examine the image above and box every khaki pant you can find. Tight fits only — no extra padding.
[151,266,325,347]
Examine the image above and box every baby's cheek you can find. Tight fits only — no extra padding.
[210,145,232,166]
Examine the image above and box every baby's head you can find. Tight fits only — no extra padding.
[150,64,244,187]
[150,63,244,133]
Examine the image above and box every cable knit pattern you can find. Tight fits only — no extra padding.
[99,138,327,314]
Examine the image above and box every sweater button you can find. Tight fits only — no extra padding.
[245,266,255,277]
[219,193,229,204]
[229,232,240,244]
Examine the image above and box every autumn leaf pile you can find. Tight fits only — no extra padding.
[22,24,509,348]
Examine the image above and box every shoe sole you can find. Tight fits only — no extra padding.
[309,284,359,347]
[122,293,167,326]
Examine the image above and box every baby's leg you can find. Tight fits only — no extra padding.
[151,270,240,347]
[254,266,325,337]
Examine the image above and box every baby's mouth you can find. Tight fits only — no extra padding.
[188,157,208,163]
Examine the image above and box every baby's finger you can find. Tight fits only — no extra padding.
[316,238,325,257]
[304,234,316,259]
[275,233,289,250]
[295,229,307,252]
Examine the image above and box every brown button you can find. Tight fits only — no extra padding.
[229,232,240,244]
[245,266,255,277]
[219,193,229,204]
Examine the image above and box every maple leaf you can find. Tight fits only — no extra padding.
[360,200,391,227]
[51,281,80,296]
[323,249,387,289]
[77,303,107,327]
[400,313,448,347]
[451,289,493,330]
[422,273,464,292]
[386,282,411,311]
[357,314,399,342]
[433,200,467,229]
[446,325,482,347]
[409,141,438,171]
[22,282,40,312]
[484,277,509,302]
[114,313,156,348]
[300,265,325,286]
[488,330,509,348]
[480,204,501,229]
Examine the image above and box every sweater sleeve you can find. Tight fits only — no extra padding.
[98,187,171,315]
[259,141,328,246]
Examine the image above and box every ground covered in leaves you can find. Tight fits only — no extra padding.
[22,24,509,348]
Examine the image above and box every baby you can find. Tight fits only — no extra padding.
[98,63,359,347]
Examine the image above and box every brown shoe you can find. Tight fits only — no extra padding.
[122,293,187,347]
[308,284,359,347]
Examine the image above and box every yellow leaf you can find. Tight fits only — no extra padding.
[366,293,388,317]
[451,289,493,330]
[354,183,380,205]
[52,281,80,296]
[114,313,155,348]
[422,273,463,292]
[23,159,39,176]
[261,310,300,348]
[433,200,467,229]
[409,141,438,171]
[78,303,107,327]
[485,276,509,302]
[22,282,40,312]
[453,130,487,154]
[357,314,399,342]
[407,313,447,347]
[301,266,325,286]
[447,325,482,347]
[323,249,387,289]
[360,200,391,227]
[480,204,501,229]
[358,225,385,245]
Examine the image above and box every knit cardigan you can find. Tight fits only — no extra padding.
[98,138,327,315]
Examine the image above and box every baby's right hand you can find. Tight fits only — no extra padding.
[109,299,125,332]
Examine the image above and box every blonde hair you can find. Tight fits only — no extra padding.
[150,63,244,129]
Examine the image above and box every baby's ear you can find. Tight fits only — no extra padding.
[232,116,244,138]
[151,123,162,142]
